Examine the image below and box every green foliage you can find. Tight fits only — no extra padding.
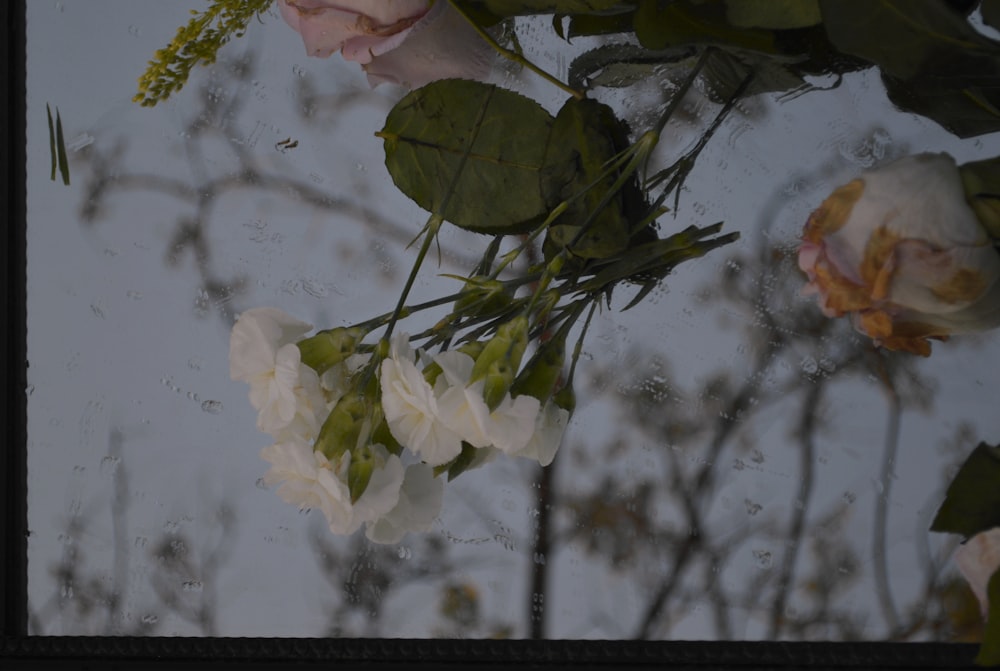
[379,79,554,234]
[542,97,637,259]
[46,104,70,186]
[978,569,1000,666]
[985,0,1000,31]
[931,443,1000,538]
[633,1,778,53]
[724,0,821,30]
[464,0,621,16]
[134,0,273,107]
[819,0,1000,137]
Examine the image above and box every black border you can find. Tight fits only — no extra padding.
[0,1,988,668]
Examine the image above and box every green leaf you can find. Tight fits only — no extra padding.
[634,0,778,53]
[568,43,695,90]
[567,9,636,38]
[983,0,1000,31]
[46,104,56,182]
[931,442,1000,538]
[818,0,1000,80]
[541,97,634,259]
[701,47,807,101]
[724,0,821,30]
[976,567,1000,666]
[55,109,70,186]
[380,79,554,234]
[882,73,1000,139]
[464,0,622,16]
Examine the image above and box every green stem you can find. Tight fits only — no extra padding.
[383,214,444,344]
[447,0,584,100]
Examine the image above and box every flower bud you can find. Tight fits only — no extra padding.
[482,359,515,411]
[798,152,1000,356]
[510,334,566,402]
[470,315,528,383]
[553,382,576,415]
[453,276,513,318]
[314,391,369,460]
[423,340,484,386]
[297,326,366,375]
[347,444,375,504]
[959,158,1000,240]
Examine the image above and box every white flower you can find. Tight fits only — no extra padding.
[230,308,328,440]
[260,440,403,536]
[261,440,355,532]
[366,463,444,544]
[380,334,464,467]
[508,402,569,467]
[954,527,1000,617]
[434,350,540,456]
[798,153,1000,356]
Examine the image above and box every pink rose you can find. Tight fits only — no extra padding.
[797,153,1000,356]
[954,528,1000,617]
[278,0,494,88]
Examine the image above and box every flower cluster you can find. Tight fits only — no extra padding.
[230,306,570,542]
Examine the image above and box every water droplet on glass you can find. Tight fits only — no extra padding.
[182,580,203,593]
[100,455,121,476]
[752,550,772,569]
[800,357,818,375]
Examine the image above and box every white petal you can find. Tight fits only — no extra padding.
[362,0,494,88]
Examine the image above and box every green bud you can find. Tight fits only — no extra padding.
[347,445,374,504]
[960,158,1000,240]
[453,277,513,318]
[446,443,479,482]
[314,391,368,460]
[482,359,515,411]
[510,335,566,402]
[372,418,403,456]
[470,315,529,383]
[458,340,486,360]
[297,326,366,375]
[553,382,576,415]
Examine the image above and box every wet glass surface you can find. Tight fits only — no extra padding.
[24,0,1000,641]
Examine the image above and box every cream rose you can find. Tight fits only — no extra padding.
[278,0,494,88]
[797,153,1000,356]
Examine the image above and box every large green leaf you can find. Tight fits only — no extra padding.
[882,73,1000,139]
[724,0,821,30]
[985,0,1000,32]
[380,80,553,234]
[541,97,636,259]
[819,0,1000,80]
[568,43,695,90]
[931,442,1000,538]
[634,0,778,53]
[464,0,621,16]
